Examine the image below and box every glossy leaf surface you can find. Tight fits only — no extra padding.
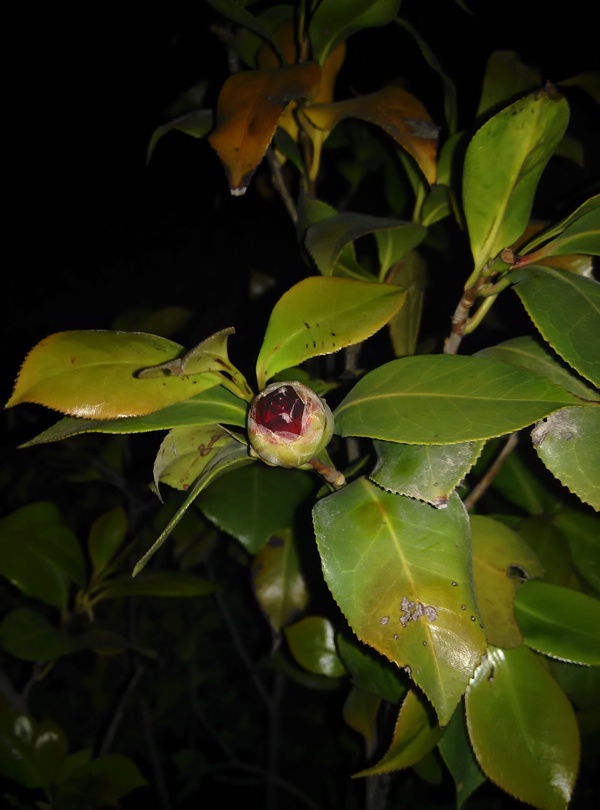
[471,516,543,648]
[302,86,438,183]
[514,580,600,664]
[513,265,600,387]
[371,439,483,507]
[255,277,405,388]
[308,0,401,63]
[313,480,485,724]
[356,689,442,776]
[6,331,222,419]
[208,62,321,194]
[284,616,346,677]
[532,406,600,510]
[466,646,580,810]
[251,529,309,633]
[463,86,569,272]
[334,355,582,444]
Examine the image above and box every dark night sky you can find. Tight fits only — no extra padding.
[4,1,600,405]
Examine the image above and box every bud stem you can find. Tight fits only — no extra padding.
[308,457,346,489]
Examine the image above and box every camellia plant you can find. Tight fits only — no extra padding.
[2,1,600,808]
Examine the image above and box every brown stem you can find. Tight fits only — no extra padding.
[444,278,485,354]
[464,432,518,512]
[308,457,346,489]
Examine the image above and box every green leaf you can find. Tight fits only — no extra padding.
[153,425,231,492]
[312,481,486,724]
[532,406,600,510]
[6,331,223,419]
[371,439,483,507]
[255,277,406,388]
[0,502,85,610]
[513,266,600,387]
[199,463,314,554]
[463,85,569,273]
[0,608,73,662]
[552,508,600,594]
[549,658,600,712]
[147,109,213,165]
[471,515,543,648]
[490,444,560,515]
[58,753,147,805]
[466,646,580,810]
[207,0,287,63]
[514,580,600,664]
[94,573,216,600]
[284,616,347,677]
[133,440,252,576]
[519,516,574,586]
[308,0,401,64]
[0,703,68,791]
[342,686,381,746]
[88,507,128,578]
[20,386,249,447]
[477,336,600,401]
[438,704,486,809]
[519,194,600,255]
[336,634,406,703]
[251,529,309,634]
[521,207,600,262]
[385,251,428,357]
[356,689,442,776]
[334,355,582,444]
[476,51,542,119]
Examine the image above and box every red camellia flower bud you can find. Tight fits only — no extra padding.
[247,381,334,468]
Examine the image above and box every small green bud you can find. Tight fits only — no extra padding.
[247,381,334,468]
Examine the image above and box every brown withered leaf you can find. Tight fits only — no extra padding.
[302,85,439,184]
[209,62,321,194]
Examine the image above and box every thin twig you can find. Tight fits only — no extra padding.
[464,432,519,512]
[99,665,143,756]
[266,148,298,224]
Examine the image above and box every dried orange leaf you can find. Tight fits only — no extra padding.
[302,86,438,184]
[208,62,322,194]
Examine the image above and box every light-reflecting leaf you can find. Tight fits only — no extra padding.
[518,193,600,255]
[20,386,249,447]
[438,703,486,809]
[514,580,600,664]
[153,425,231,492]
[255,276,406,388]
[463,86,569,272]
[0,502,85,610]
[284,616,347,677]
[552,508,600,594]
[356,689,442,777]
[199,463,315,554]
[466,646,580,810]
[371,439,483,508]
[532,406,600,511]
[251,529,309,633]
[313,480,486,724]
[308,0,401,64]
[88,507,128,578]
[513,266,600,388]
[476,51,542,119]
[471,516,544,648]
[334,355,582,444]
[302,85,438,183]
[208,62,321,194]
[6,331,223,419]
[0,704,68,791]
[0,608,73,662]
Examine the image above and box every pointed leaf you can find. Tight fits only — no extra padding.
[88,507,128,577]
[514,265,600,387]
[438,704,486,809]
[466,646,580,810]
[371,439,483,508]
[463,85,569,272]
[335,355,583,444]
[0,608,73,662]
[313,480,486,724]
[522,207,600,262]
[153,425,231,492]
[552,508,600,594]
[342,687,381,745]
[20,386,248,447]
[147,109,213,164]
[476,51,542,119]
[471,515,543,648]
[356,689,442,777]
[303,86,438,183]
[532,406,600,510]
[385,252,428,357]
[208,0,287,62]
[208,62,321,194]
[284,616,346,677]
[6,331,223,419]
[519,194,600,255]
[336,634,406,703]
[519,516,574,586]
[199,463,314,554]
[308,0,401,64]
[255,277,406,388]
[94,573,216,600]
[514,580,600,664]
[251,529,309,634]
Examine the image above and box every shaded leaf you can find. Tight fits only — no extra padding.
[477,51,542,119]
[342,687,381,746]
[208,0,287,62]
[471,515,543,648]
[0,704,68,791]
[88,507,128,578]
[466,646,580,810]
[6,331,223,419]
[438,703,486,809]
[58,753,147,805]
[0,608,73,662]
[302,85,438,183]
[284,616,347,677]
[94,573,216,600]
[371,439,483,507]
[255,276,406,388]
[552,508,600,594]
[385,251,428,357]
[308,0,401,64]
[491,445,559,515]
[518,516,573,586]
[334,355,583,444]
[313,480,486,724]
[147,109,213,165]
[336,634,406,704]
[356,688,442,777]
[514,580,600,664]
[208,62,321,194]
[463,86,569,272]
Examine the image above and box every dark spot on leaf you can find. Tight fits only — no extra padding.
[451,581,458,587]
[268,535,285,548]
[461,604,466,610]
[507,564,530,582]
[422,641,427,646]
[470,616,476,622]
